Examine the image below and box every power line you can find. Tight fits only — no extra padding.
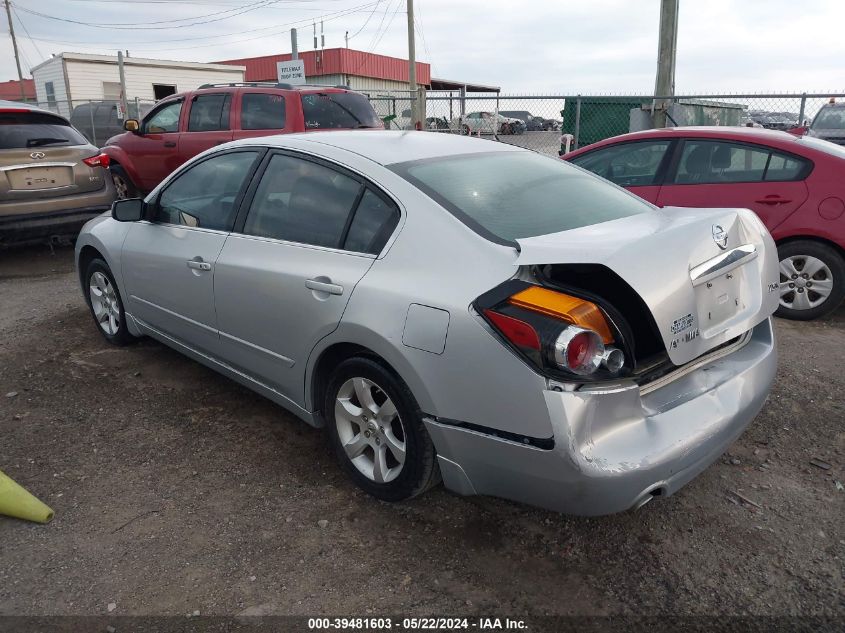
[11,7,44,62]
[345,0,383,42]
[16,0,381,49]
[15,0,285,30]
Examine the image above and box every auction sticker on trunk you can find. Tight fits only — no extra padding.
[670,312,695,334]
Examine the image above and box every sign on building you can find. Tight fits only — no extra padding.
[276,60,306,85]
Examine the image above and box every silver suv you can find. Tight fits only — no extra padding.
[807,102,845,146]
[0,101,115,245]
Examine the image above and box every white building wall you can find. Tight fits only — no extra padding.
[303,74,412,94]
[64,57,244,103]
[32,57,70,116]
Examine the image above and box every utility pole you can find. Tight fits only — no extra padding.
[117,50,128,119]
[4,0,26,101]
[406,0,419,129]
[291,28,298,59]
[653,0,679,128]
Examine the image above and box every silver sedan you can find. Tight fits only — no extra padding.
[75,131,780,515]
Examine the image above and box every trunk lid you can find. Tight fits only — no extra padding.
[0,145,106,203]
[515,207,779,366]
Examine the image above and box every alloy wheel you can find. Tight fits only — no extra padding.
[779,255,834,311]
[334,377,406,484]
[89,271,121,335]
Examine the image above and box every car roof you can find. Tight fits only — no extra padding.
[229,130,524,166]
[0,100,68,118]
[567,125,806,156]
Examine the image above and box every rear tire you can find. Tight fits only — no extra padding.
[324,357,440,502]
[111,165,139,200]
[775,240,845,320]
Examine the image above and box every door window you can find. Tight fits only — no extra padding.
[187,94,231,132]
[242,154,362,248]
[241,93,286,130]
[154,151,258,231]
[344,189,400,255]
[143,100,182,134]
[570,141,671,187]
[673,140,810,184]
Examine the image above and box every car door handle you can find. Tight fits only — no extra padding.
[305,279,343,295]
[755,196,791,205]
[164,141,177,148]
[186,260,212,271]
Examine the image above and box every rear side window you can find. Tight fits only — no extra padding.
[243,154,362,248]
[301,92,382,129]
[241,93,286,130]
[155,151,258,230]
[188,94,231,132]
[344,189,400,254]
[673,140,808,184]
[570,140,671,187]
[0,111,87,149]
[391,151,650,243]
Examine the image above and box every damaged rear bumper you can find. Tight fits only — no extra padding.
[425,318,777,516]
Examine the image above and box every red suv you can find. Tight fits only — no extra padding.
[103,83,383,198]
[564,127,845,320]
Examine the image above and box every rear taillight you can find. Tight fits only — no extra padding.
[83,153,110,168]
[477,282,625,381]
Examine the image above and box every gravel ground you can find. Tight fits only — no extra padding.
[0,244,843,620]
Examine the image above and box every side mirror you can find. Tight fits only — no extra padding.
[112,198,144,222]
[124,119,140,133]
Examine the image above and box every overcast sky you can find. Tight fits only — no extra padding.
[3,0,845,94]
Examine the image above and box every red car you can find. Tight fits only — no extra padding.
[102,83,383,198]
[564,127,845,320]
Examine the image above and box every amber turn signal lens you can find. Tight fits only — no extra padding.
[508,286,614,344]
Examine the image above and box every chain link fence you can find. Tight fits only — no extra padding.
[367,91,845,156]
[27,98,158,146]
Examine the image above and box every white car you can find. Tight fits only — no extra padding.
[451,111,525,136]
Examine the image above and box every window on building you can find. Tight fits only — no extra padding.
[103,81,122,101]
[44,81,56,108]
[241,93,286,130]
[153,84,177,100]
[187,93,231,132]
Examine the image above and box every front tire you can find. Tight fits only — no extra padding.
[111,164,139,200]
[85,258,136,345]
[324,357,440,502]
[775,240,845,320]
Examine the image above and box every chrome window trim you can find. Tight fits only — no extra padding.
[135,219,231,237]
[224,231,378,259]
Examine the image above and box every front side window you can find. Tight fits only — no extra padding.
[301,92,382,129]
[570,140,671,187]
[187,94,231,132]
[391,151,651,243]
[155,151,258,230]
[144,100,182,134]
[241,93,286,130]
[243,154,361,248]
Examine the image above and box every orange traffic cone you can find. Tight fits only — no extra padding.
[0,470,54,523]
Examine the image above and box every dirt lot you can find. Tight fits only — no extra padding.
[1,245,843,622]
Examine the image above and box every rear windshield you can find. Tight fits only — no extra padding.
[301,92,382,130]
[390,151,651,243]
[0,111,88,149]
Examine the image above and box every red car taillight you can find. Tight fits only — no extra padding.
[83,153,110,168]
[477,282,626,380]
